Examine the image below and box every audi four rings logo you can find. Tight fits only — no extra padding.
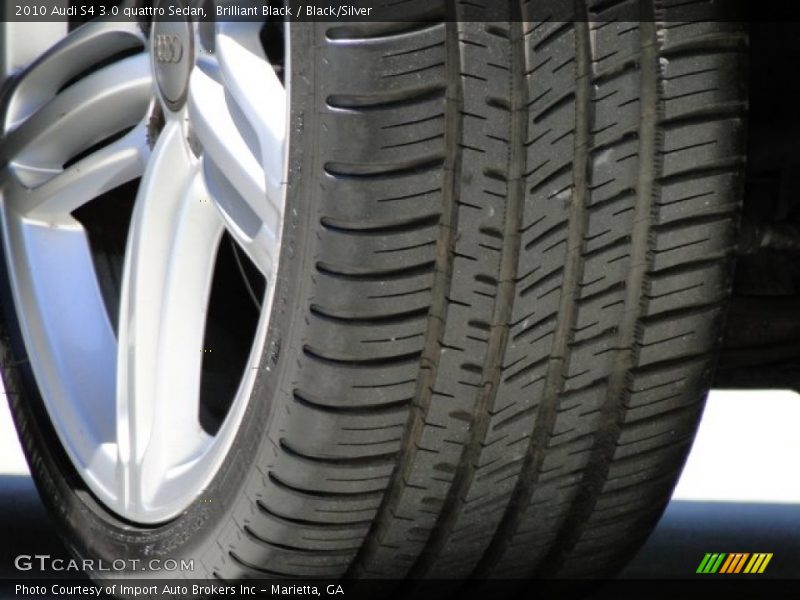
[155,34,183,64]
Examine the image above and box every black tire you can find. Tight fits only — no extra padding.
[1,0,747,586]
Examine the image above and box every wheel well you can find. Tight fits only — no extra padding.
[716,22,800,391]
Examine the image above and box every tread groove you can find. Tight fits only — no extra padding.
[345,15,464,578]
[408,12,527,579]
[473,7,593,578]
[536,16,661,575]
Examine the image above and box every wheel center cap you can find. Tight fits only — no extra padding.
[151,1,194,111]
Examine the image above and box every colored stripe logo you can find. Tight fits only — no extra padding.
[696,553,772,574]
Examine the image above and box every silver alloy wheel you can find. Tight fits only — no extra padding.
[0,14,289,523]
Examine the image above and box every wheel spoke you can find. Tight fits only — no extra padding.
[116,121,223,518]
[4,121,149,221]
[1,22,68,80]
[215,21,287,196]
[187,34,286,278]
[188,65,280,230]
[2,54,151,187]
[202,157,276,277]
[0,214,118,491]
[4,19,145,130]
